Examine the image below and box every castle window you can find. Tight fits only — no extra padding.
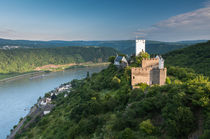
[133,76,135,79]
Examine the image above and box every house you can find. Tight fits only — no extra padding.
[40,97,51,106]
[114,55,128,68]
[40,100,47,106]
[46,98,51,103]
[43,111,51,115]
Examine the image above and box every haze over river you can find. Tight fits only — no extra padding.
[0,66,106,139]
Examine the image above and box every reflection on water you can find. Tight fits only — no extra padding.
[0,66,106,139]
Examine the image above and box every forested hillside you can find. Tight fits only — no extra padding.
[0,38,206,55]
[0,47,116,73]
[15,65,210,139]
[164,41,210,76]
[10,41,210,139]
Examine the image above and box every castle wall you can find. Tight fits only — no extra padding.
[151,68,160,84]
[142,58,159,69]
[131,67,167,88]
[131,58,167,88]
[159,68,167,85]
[131,68,151,86]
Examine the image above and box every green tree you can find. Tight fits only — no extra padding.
[108,56,116,64]
[112,76,121,88]
[139,119,155,135]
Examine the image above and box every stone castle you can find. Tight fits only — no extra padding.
[131,40,167,89]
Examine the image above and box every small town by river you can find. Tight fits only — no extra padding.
[0,66,106,139]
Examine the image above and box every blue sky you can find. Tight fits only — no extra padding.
[0,0,209,41]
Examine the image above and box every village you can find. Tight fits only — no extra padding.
[8,83,72,139]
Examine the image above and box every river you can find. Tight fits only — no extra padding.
[0,66,106,139]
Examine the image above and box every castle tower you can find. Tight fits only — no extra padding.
[136,40,145,56]
[159,57,164,69]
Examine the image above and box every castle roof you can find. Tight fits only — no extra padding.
[115,56,124,62]
[115,56,126,62]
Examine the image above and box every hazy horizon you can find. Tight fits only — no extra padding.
[0,0,210,41]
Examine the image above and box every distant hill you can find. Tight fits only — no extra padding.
[0,46,116,73]
[164,41,210,76]
[0,38,207,55]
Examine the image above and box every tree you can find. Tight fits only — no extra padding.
[130,52,150,66]
[111,76,121,88]
[108,56,116,64]
[136,52,150,65]
[118,128,135,139]
[139,119,155,135]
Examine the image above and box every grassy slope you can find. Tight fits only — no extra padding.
[164,41,210,76]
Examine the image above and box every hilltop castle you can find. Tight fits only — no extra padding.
[131,40,167,89]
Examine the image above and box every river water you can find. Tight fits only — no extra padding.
[0,66,106,139]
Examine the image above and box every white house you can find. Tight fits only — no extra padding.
[40,100,47,106]
[43,110,51,115]
[46,98,51,103]
[114,55,128,68]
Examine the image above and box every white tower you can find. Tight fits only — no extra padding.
[136,40,145,56]
[159,57,164,69]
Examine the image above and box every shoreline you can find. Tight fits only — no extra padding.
[7,83,72,139]
[0,62,109,83]
[0,71,46,83]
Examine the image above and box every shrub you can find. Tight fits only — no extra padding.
[139,119,155,135]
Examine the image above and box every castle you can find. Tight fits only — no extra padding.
[131,40,167,89]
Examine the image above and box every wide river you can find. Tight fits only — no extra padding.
[0,66,106,139]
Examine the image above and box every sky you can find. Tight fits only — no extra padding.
[0,0,210,41]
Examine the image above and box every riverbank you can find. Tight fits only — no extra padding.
[35,62,110,71]
[7,83,72,139]
[0,62,109,82]
[0,66,107,139]
[0,71,46,83]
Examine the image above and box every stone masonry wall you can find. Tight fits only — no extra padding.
[142,58,159,68]
[131,67,151,86]
[159,68,167,85]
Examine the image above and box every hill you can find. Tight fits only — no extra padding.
[164,41,210,76]
[9,41,210,139]
[13,64,210,139]
[0,46,116,74]
[0,38,207,55]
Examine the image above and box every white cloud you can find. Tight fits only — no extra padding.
[0,28,17,39]
[137,4,210,41]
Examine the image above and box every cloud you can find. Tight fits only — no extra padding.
[136,4,210,41]
[0,28,17,38]
[0,28,68,41]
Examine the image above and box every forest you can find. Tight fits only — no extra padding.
[164,41,210,76]
[0,46,116,73]
[0,38,206,55]
[14,43,210,138]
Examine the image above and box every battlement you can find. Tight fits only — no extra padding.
[142,58,159,68]
[131,67,167,88]
[131,67,152,72]
[142,58,159,61]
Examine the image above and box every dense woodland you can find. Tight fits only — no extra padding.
[0,38,206,55]
[164,41,210,76]
[0,46,116,73]
[15,64,210,139]
[15,43,210,138]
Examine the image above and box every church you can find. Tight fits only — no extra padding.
[131,40,167,89]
